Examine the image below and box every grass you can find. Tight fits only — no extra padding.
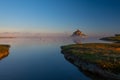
[0,45,10,52]
[61,43,120,74]
[100,35,120,42]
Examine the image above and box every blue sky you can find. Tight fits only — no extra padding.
[0,0,120,36]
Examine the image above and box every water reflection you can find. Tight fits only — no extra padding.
[0,45,10,60]
[71,36,82,44]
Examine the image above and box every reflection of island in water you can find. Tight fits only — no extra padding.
[0,45,10,60]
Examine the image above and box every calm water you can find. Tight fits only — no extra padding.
[0,37,103,80]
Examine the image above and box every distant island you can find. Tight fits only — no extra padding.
[61,33,120,80]
[71,29,87,44]
[0,37,16,38]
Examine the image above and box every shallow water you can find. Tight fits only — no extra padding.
[0,37,103,80]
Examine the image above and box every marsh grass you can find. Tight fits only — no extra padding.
[61,43,120,74]
[100,35,120,43]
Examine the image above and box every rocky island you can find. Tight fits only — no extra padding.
[61,34,120,80]
[71,29,87,44]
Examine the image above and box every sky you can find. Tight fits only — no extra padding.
[0,0,120,36]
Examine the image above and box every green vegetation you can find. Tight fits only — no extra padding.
[61,43,120,74]
[115,34,120,37]
[100,34,120,43]
[0,45,10,51]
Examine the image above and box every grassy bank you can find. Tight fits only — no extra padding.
[0,45,10,60]
[61,43,120,74]
[100,35,120,43]
[0,45,10,51]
